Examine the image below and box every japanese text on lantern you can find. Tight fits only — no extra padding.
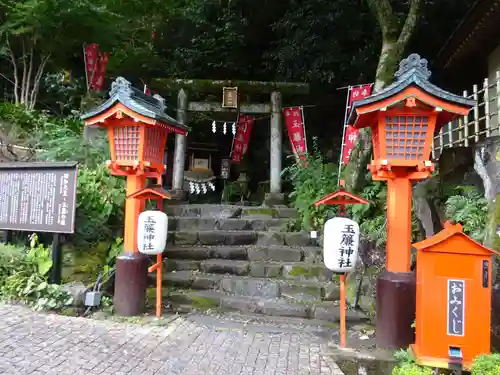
[142,215,157,253]
[338,223,356,269]
[284,107,307,159]
[447,279,465,337]
[323,217,360,273]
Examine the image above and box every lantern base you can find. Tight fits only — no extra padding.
[114,252,149,316]
[376,271,416,349]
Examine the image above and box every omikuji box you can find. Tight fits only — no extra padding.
[410,222,499,371]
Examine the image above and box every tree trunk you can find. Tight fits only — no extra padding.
[6,38,20,105]
[374,39,398,92]
[344,0,422,192]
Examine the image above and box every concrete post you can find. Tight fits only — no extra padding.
[266,90,284,205]
[171,89,188,199]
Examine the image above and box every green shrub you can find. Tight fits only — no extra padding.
[471,353,500,375]
[444,186,488,242]
[0,238,73,311]
[392,363,433,375]
[74,165,125,245]
[282,139,338,230]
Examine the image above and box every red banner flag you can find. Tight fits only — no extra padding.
[231,115,254,163]
[341,85,372,164]
[90,52,111,91]
[84,44,99,90]
[284,106,307,162]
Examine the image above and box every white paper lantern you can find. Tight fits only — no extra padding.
[223,122,227,134]
[212,121,216,133]
[201,183,207,194]
[137,210,168,255]
[209,182,215,191]
[323,217,360,273]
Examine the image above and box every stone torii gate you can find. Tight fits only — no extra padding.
[151,79,310,204]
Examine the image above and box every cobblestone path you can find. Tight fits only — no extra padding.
[0,304,344,375]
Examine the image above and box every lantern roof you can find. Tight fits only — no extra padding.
[412,221,500,257]
[313,189,368,206]
[347,54,476,128]
[81,77,188,134]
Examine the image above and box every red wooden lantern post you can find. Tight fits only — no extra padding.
[127,187,171,318]
[347,54,475,348]
[82,77,188,316]
[314,180,368,348]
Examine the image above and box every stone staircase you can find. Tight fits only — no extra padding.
[154,204,367,323]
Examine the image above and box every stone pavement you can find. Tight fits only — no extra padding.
[0,304,344,375]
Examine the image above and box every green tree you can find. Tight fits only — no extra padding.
[0,0,118,108]
[344,0,472,191]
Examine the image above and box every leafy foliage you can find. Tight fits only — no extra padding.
[74,166,125,245]
[347,175,420,247]
[0,236,73,311]
[392,349,433,375]
[471,353,500,375]
[282,138,338,230]
[392,363,433,375]
[444,186,488,242]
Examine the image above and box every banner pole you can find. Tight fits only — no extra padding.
[83,44,89,93]
[300,106,308,156]
[337,86,352,186]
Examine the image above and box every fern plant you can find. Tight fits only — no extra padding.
[444,186,488,242]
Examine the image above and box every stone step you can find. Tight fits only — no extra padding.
[158,271,339,302]
[168,231,311,246]
[164,258,333,281]
[164,204,299,219]
[164,245,322,263]
[168,217,290,232]
[167,290,368,322]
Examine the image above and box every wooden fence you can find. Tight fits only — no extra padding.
[432,71,500,159]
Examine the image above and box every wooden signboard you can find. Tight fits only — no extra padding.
[222,87,238,109]
[0,162,78,234]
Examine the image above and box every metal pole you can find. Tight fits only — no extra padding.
[336,82,373,91]
[50,233,62,284]
[83,44,89,93]
[337,86,352,185]
[300,106,308,155]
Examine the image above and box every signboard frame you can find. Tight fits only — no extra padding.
[447,279,466,337]
[0,161,78,234]
[222,87,238,109]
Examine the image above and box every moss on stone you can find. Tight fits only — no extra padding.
[287,266,320,278]
[146,287,157,308]
[190,294,219,311]
[62,242,111,285]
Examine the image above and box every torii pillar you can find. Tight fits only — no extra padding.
[170,89,188,200]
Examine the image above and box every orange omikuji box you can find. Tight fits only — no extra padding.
[410,222,499,371]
